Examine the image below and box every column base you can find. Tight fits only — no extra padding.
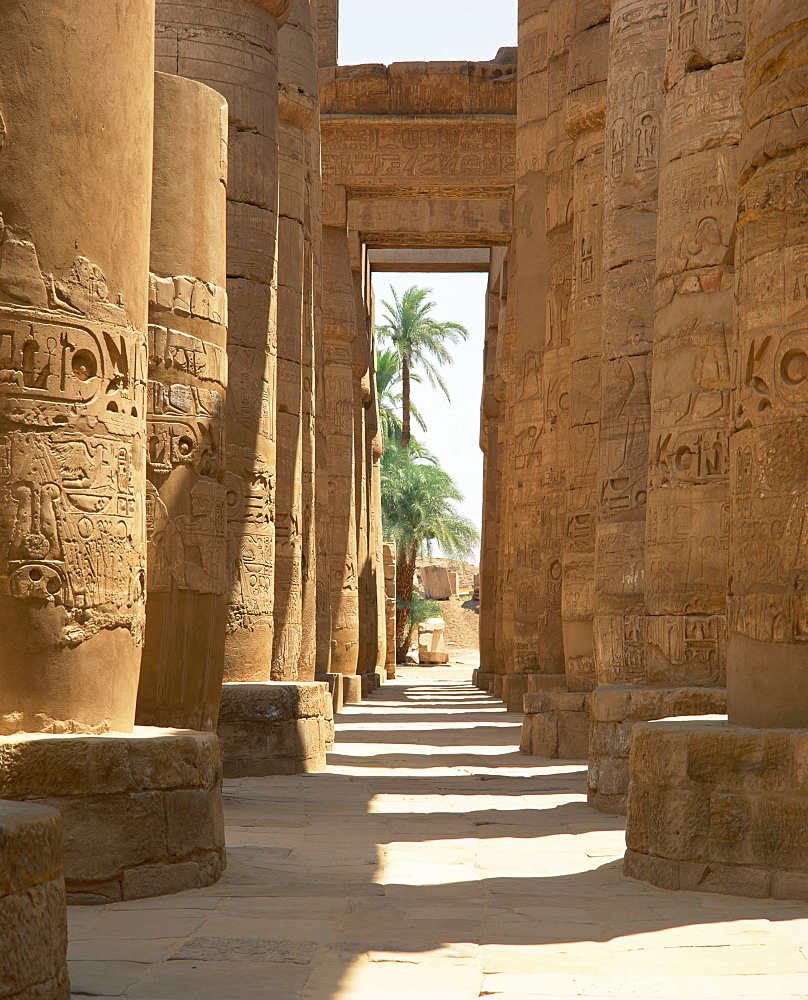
[343,675,363,705]
[502,674,528,713]
[0,801,69,999]
[475,670,495,690]
[317,672,344,715]
[625,718,808,900]
[588,685,727,815]
[492,674,505,698]
[0,729,225,905]
[521,691,591,759]
[218,682,333,777]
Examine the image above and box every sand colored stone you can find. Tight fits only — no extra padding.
[0,801,69,1000]
[420,565,454,601]
[727,0,808,728]
[321,223,361,676]
[591,0,658,697]
[0,0,154,736]
[60,676,808,1000]
[0,730,225,905]
[217,681,333,776]
[155,0,290,683]
[273,0,319,683]
[137,73,229,734]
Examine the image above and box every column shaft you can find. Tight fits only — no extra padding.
[0,0,154,734]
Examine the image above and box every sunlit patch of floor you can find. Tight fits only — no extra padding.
[67,676,808,1000]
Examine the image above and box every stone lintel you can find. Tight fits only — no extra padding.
[368,248,491,272]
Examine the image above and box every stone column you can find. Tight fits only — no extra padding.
[0,0,152,736]
[298,122,321,683]
[478,257,506,689]
[729,0,807,727]
[500,0,553,713]
[589,0,740,814]
[624,1,808,900]
[317,0,339,66]
[492,252,516,696]
[383,542,397,678]
[561,6,608,699]
[354,333,374,685]
[137,73,229,733]
[322,223,361,681]
[0,5,227,902]
[272,0,319,681]
[156,0,290,683]
[522,0,608,757]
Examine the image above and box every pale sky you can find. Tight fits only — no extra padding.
[340,3,517,564]
[339,0,517,66]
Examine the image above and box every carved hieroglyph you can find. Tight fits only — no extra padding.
[504,1,558,693]
[155,0,290,682]
[0,0,153,735]
[322,225,360,676]
[644,0,744,688]
[563,1,609,694]
[593,0,662,686]
[729,0,808,727]
[136,74,229,733]
[299,122,321,682]
[479,256,506,677]
[273,0,319,681]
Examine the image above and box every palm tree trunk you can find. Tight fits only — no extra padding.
[395,541,417,662]
[401,354,411,450]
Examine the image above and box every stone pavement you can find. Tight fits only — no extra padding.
[68,671,808,1000]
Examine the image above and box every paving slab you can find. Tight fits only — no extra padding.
[66,676,808,999]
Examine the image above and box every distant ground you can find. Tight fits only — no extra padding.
[438,594,480,651]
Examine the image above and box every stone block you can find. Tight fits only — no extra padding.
[0,731,225,904]
[503,674,528,713]
[557,711,591,759]
[420,565,452,599]
[0,801,68,1000]
[121,862,203,902]
[625,721,808,899]
[343,676,362,705]
[771,870,808,900]
[218,683,330,777]
[530,713,558,758]
[166,789,224,856]
[519,717,533,755]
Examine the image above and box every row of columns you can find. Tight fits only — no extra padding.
[480,0,808,897]
[0,0,388,906]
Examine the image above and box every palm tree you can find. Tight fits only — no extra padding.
[381,442,479,661]
[377,287,469,449]
[375,348,427,447]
